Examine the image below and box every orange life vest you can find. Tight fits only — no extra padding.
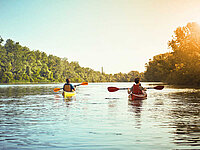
[132,84,142,94]
[63,84,74,92]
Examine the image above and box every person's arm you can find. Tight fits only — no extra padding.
[71,84,76,91]
[128,86,133,94]
[63,84,66,91]
[139,86,146,91]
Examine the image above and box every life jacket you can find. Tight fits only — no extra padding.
[132,84,142,94]
[63,84,73,92]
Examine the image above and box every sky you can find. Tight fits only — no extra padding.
[1,0,200,74]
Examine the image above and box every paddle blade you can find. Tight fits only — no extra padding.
[80,82,88,85]
[107,87,119,92]
[76,82,88,87]
[154,86,164,90]
[53,88,61,92]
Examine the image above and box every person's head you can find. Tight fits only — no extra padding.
[66,78,70,84]
[134,77,140,84]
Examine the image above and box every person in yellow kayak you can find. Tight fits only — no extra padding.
[128,77,146,96]
[63,78,76,93]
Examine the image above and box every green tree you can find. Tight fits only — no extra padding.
[145,22,200,86]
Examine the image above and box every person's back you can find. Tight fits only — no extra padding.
[63,79,75,92]
[128,77,145,95]
[132,84,143,94]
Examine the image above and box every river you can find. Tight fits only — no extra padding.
[0,82,200,149]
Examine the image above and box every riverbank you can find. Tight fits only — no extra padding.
[1,81,200,89]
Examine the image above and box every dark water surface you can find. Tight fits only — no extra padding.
[0,82,200,150]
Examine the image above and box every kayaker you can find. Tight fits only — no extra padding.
[128,77,146,95]
[63,78,76,92]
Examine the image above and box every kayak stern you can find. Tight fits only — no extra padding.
[63,91,76,98]
[129,92,147,100]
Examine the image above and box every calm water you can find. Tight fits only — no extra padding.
[0,82,200,150]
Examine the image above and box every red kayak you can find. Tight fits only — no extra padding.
[129,92,147,100]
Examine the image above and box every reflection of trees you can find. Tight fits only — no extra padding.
[0,86,55,126]
[0,86,53,98]
[168,92,200,147]
[0,85,74,148]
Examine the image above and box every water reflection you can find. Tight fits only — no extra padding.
[53,93,77,107]
[128,100,143,128]
[0,83,200,149]
[0,85,54,98]
[167,91,200,147]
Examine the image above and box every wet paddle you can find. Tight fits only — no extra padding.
[107,86,164,92]
[53,82,88,92]
[146,86,164,90]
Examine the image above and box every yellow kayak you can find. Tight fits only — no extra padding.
[63,91,76,98]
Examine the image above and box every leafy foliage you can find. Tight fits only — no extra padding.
[0,38,144,83]
[145,22,200,86]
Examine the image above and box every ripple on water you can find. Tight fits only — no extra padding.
[0,83,200,149]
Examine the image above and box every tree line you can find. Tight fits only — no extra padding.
[144,22,200,86]
[2,22,199,85]
[0,37,144,83]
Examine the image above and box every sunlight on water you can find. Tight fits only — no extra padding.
[0,83,200,149]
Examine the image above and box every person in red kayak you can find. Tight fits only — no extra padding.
[63,78,76,93]
[128,77,146,96]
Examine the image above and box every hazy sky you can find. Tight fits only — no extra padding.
[1,0,200,74]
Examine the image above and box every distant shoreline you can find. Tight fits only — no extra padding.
[0,82,199,89]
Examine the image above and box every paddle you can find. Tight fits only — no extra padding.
[107,85,164,92]
[146,86,164,90]
[53,82,88,92]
